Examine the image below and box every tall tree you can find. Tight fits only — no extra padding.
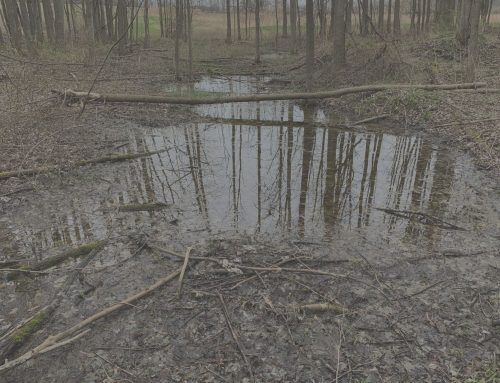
[393,0,401,35]
[255,0,261,62]
[18,0,37,55]
[290,0,297,51]
[41,0,55,44]
[187,0,193,80]
[117,0,128,54]
[53,0,65,47]
[466,0,480,81]
[332,0,346,68]
[236,0,241,40]
[282,0,288,36]
[175,0,182,78]
[386,0,392,33]
[361,0,369,35]
[226,0,231,43]
[144,0,150,48]
[3,0,22,52]
[306,0,314,89]
[378,0,384,31]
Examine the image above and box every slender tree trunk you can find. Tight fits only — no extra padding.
[275,0,279,48]
[465,0,480,81]
[129,0,135,41]
[53,0,65,47]
[175,0,181,79]
[290,0,297,51]
[117,0,128,54]
[226,0,231,42]
[306,0,314,90]
[346,0,352,33]
[159,0,164,37]
[333,0,345,68]
[255,0,261,62]
[456,0,471,45]
[41,0,55,44]
[18,0,37,55]
[425,0,431,30]
[187,0,193,81]
[416,0,422,33]
[361,0,369,34]
[245,0,248,38]
[378,0,384,31]
[144,0,150,47]
[104,0,113,40]
[4,0,22,52]
[386,0,392,33]
[282,0,288,36]
[328,0,334,37]
[237,0,241,39]
[393,0,401,35]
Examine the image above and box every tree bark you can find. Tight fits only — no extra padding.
[237,0,241,39]
[282,0,288,36]
[226,0,232,42]
[56,83,488,106]
[255,0,261,62]
[465,0,480,81]
[378,0,384,31]
[144,0,150,48]
[393,0,401,35]
[290,0,297,51]
[332,0,346,68]
[306,0,314,90]
[41,0,55,44]
[53,0,65,47]
[175,0,181,78]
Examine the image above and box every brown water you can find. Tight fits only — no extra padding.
[1,76,498,257]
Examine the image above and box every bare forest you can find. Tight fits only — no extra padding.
[0,0,499,382]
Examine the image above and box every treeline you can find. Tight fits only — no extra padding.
[0,0,494,79]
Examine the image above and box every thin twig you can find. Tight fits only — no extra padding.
[178,247,193,297]
[218,293,255,383]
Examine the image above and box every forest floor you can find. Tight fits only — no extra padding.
[0,25,499,382]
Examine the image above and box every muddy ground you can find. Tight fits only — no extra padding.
[0,32,499,382]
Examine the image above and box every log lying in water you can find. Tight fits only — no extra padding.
[53,82,487,105]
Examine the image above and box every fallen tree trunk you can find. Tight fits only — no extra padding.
[54,82,487,105]
[0,149,169,180]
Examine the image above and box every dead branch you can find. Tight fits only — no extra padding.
[177,247,193,297]
[351,114,390,125]
[218,293,255,383]
[0,267,182,373]
[54,82,487,105]
[0,149,170,180]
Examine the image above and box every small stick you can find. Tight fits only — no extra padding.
[351,114,389,126]
[218,293,255,383]
[177,247,193,297]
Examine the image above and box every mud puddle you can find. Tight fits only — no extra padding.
[1,76,498,256]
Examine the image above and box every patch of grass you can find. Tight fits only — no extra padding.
[465,366,500,383]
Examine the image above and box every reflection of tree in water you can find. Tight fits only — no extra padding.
[20,98,462,252]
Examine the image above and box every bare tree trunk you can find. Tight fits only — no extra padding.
[237,0,241,39]
[117,0,128,54]
[291,0,297,51]
[306,0,314,90]
[53,0,65,47]
[416,0,422,33]
[18,0,37,55]
[255,0,261,63]
[104,0,113,40]
[144,0,150,47]
[378,0,384,31]
[187,0,193,81]
[410,0,416,33]
[175,0,181,79]
[41,0,55,44]
[346,0,352,33]
[465,0,480,81]
[245,0,249,38]
[282,0,288,36]
[333,0,345,68]
[386,0,392,33]
[328,0,334,38]
[393,0,401,35]
[226,0,231,42]
[456,0,471,45]
[361,0,369,34]
[4,0,22,52]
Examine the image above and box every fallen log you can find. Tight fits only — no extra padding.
[0,149,169,180]
[54,82,487,105]
[7,240,107,280]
